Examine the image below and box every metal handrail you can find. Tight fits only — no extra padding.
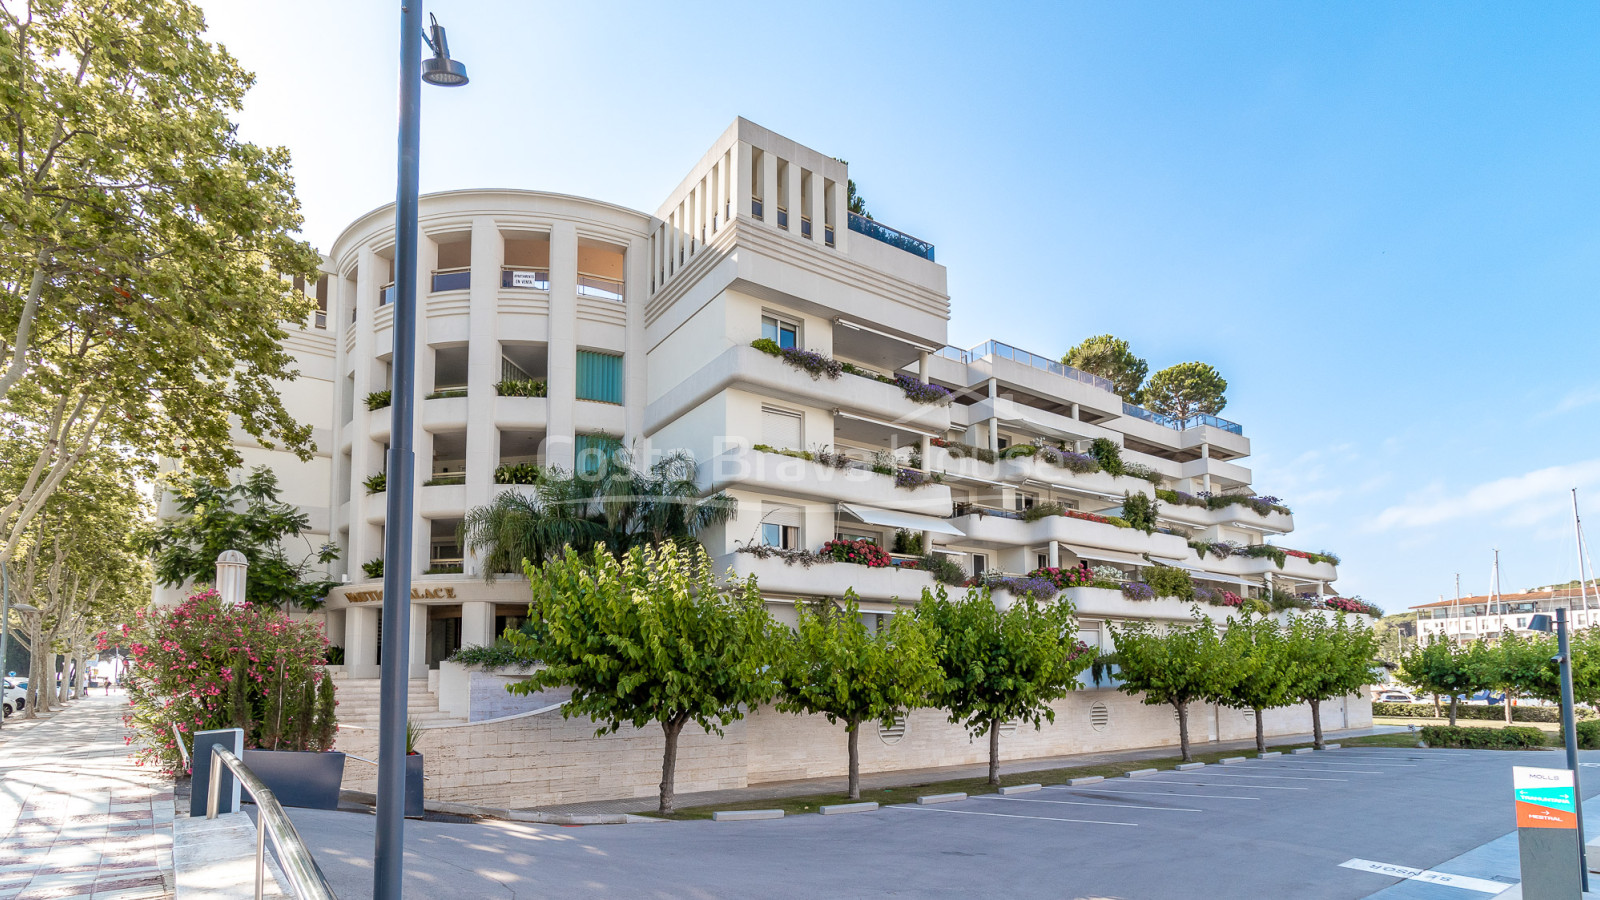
[207,745,337,900]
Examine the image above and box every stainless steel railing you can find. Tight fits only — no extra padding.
[206,745,338,900]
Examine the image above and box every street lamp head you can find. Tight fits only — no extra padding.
[421,14,468,86]
[1529,613,1553,633]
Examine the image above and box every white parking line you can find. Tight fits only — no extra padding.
[1279,758,1415,767]
[1054,787,1262,801]
[886,804,1137,826]
[1140,779,1308,790]
[1254,764,1388,774]
[976,795,1203,813]
[1188,771,1348,782]
[1339,858,1509,893]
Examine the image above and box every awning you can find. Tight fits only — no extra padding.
[833,409,940,438]
[1149,556,1207,573]
[1073,549,1149,568]
[840,503,965,536]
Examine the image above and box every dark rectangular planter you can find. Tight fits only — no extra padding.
[406,753,425,818]
[241,749,346,810]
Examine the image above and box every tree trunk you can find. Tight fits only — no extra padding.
[1449,696,1458,727]
[1310,699,1323,749]
[988,720,1001,785]
[1176,702,1191,762]
[847,722,861,800]
[1254,707,1266,753]
[658,715,688,816]
[1433,693,1441,717]
[1504,691,1513,725]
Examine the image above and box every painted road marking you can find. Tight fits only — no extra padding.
[1339,858,1509,893]
[886,805,1137,827]
[1055,787,1262,801]
[1255,764,1388,774]
[977,795,1203,813]
[1140,779,1308,790]
[1188,771,1348,782]
[1280,758,1415,767]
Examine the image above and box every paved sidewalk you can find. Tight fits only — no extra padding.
[529,723,1409,814]
[0,693,174,900]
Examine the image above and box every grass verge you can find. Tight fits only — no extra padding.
[657,732,1422,821]
[1376,715,1561,733]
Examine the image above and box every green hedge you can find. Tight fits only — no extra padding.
[1578,720,1600,750]
[1419,725,1549,749]
[1374,701,1595,723]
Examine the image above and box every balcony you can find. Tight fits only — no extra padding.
[576,273,624,302]
[701,445,953,515]
[380,283,395,306]
[711,551,936,605]
[847,212,934,261]
[944,340,1116,393]
[952,510,1193,560]
[1122,401,1243,436]
[431,268,470,293]
[501,267,550,291]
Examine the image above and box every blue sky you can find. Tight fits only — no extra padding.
[202,1,1600,610]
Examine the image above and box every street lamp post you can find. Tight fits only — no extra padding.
[0,565,40,730]
[375,6,467,899]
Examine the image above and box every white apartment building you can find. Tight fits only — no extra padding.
[181,119,1364,803]
[1413,588,1600,644]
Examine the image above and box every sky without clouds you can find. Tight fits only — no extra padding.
[198,0,1600,611]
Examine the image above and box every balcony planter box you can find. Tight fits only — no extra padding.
[406,753,425,818]
[241,749,346,810]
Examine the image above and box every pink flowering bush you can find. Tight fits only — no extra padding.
[820,539,894,567]
[102,589,337,775]
[1026,566,1095,590]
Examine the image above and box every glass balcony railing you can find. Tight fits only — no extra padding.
[777,208,789,228]
[825,224,835,246]
[1121,402,1244,435]
[956,340,1117,393]
[847,211,934,261]
[801,216,812,239]
[751,198,764,220]
[379,284,395,306]
[501,267,550,290]
[431,268,470,292]
[577,273,624,302]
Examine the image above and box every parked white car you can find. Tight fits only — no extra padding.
[1377,691,1415,704]
[2,684,23,717]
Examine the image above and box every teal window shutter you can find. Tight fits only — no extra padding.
[576,350,623,404]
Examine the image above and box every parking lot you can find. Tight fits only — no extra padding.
[287,746,1600,899]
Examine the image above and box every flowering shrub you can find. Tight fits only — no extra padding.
[981,574,1060,601]
[105,590,336,775]
[894,468,943,490]
[752,338,842,380]
[1066,509,1132,529]
[1120,582,1155,602]
[1090,564,1126,584]
[1027,566,1095,590]
[1038,447,1101,475]
[821,539,894,567]
[736,543,828,567]
[1220,590,1245,607]
[894,373,952,405]
[1323,596,1382,617]
[935,439,997,464]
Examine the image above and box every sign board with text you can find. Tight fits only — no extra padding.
[1514,765,1582,899]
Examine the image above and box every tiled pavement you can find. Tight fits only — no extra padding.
[0,694,174,900]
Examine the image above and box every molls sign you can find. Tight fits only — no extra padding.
[1515,766,1577,829]
[345,587,458,604]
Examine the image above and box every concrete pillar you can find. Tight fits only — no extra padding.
[409,602,428,680]
[918,351,930,382]
[1070,402,1080,420]
[830,178,848,251]
[546,222,578,470]
[761,151,779,228]
[463,218,499,578]
[1047,541,1060,568]
[461,601,495,649]
[624,236,649,444]
[735,141,755,221]
[346,605,380,679]
[988,418,1001,455]
[785,162,802,236]
[805,169,824,241]
[350,248,381,569]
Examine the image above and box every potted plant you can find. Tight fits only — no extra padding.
[405,719,425,818]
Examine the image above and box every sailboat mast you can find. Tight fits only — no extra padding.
[1574,489,1592,616]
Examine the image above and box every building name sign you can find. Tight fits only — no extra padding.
[344,586,458,604]
[1514,765,1576,829]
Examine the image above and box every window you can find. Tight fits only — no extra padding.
[576,350,623,404]
[574,433,617,476]
[762,315,799,350]
[762,504,802,550]
[996,436,1010,451]
[761,406,803,449]
[1517,617,1527,628]
[971,553,988,578]
[1014,491,1038,512]
[836,531,877,545]
[1037,554,1049,570]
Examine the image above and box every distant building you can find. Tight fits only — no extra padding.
[1411,588,1600,643]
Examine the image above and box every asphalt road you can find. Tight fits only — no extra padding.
[286,746,1600,899]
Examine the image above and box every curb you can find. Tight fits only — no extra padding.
[1322,743,1342,750]
[1123,768,1158,778]
[998,784,1041,795]
[1258,751,1282,759]
[1065,776,1104,786]
[916,792,966,805]
[1220,757,1247,765]
[1174,762,1205,771]
[819,802,878,815]
[1291,748,1315,755]
[712,809,782,822]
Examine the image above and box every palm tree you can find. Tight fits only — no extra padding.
[459,445,735,581]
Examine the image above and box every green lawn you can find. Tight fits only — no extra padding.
[657,732,1421,821]
[1376,715,1561,733]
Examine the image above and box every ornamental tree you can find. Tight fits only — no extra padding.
[144,467,339,610]
[775,592,942,800]
[0,0,322,576]
[1062,335,1148,402]
[505,543,782,815]
[1104,614,1239,762]
[916,587,1089,785]
[1219,615,1297,752]
[1286,613,1380,748]
[1397,635,1488,726]
[1141,362,1229,423]
[1469,633,1553,724]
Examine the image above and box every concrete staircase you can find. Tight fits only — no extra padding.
[331,675,464,730]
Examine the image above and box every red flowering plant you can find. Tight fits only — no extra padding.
[103,589,338,775]
[1220,591,1245,607]
[1323,596,1383,617]
[1026,566,1095,590]
[1066,510,1111,525]
[820,539,894,568]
